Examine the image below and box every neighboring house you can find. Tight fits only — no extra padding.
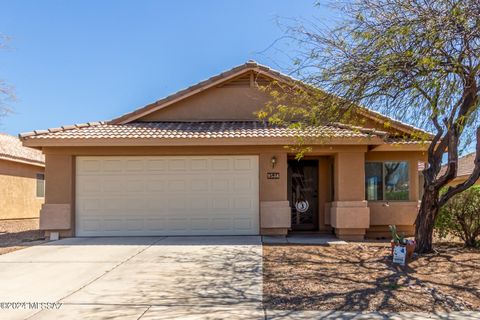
[20,61,430,240]
[440,152,479,186]
[0,134,45,221]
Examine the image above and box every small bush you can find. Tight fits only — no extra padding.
[436,185,480,247]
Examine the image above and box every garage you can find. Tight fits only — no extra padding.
[75,156,259,236]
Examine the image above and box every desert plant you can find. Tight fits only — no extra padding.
[436,185,480,247]
[389,225,406,245]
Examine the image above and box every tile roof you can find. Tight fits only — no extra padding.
[19,121,388,141]
[440,152,477,178]
[108,60,433,138]
[0,133,45,166]
[385,138,430,145]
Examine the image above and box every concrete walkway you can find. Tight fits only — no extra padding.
[0,236,263,320]
[262,234,348,245]
[1,236,478,319]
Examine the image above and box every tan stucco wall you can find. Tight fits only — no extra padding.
[40,154,74,235]
[139,86,271,121]
[0,159,44,220]
[39,146,426,238]
[334,152,366,201]
[136,77,409,138]
[329,151,371,239]
[365,151,426,237]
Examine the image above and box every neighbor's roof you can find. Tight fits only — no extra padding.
[440,152,477,178]
[0,133,45,166]
[19,121,388,143]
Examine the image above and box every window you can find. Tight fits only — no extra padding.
[365,161,409,201]
[36,173,45,198]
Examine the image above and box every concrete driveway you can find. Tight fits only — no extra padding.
[0,236,263,320]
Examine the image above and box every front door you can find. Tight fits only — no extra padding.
[288,160,319,231]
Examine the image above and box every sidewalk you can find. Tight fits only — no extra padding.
[266,310,480,319]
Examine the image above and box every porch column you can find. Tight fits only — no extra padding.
[259,152,290,235]
[330,152,370,240]
[39,154,75,237]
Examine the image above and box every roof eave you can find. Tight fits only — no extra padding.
[370,142,431,152]
[22,136,385,148]
[0,155,45,167]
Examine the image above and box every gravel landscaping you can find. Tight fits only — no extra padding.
[0,219,45,255]
[263,242,480,312]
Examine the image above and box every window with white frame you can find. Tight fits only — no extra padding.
[36,173,45,198]
[365,161,409,201]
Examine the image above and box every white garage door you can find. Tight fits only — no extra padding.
[75,156,259,236]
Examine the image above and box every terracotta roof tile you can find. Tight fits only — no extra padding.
[20,121,388,140]
[0,134,45,165]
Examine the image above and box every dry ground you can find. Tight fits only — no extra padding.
[263,242,480,312]
[0,219,45,255]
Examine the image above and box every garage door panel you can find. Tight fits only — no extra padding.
[146,179,165,192]
[103,159,123,172]
[191,179,209,191]
[168,180,187,192]
[125,159,144,172]
[76,156,259,236]
[190,159,209,170]
[235,158,254,170]
[125,179,144,192]
[146,159,166,171]
[168,159,187,171]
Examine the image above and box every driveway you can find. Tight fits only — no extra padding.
[0,236,263,320]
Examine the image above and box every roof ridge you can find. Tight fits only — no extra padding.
[330,122,389,137]
[132,120,266,123]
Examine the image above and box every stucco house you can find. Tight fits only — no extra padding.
[0,134,45,222]
[20,61,430,240]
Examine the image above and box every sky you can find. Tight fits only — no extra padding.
[0,0,327,135]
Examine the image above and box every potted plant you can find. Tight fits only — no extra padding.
[389,225,416,261]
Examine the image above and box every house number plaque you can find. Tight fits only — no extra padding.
[267,172,280,179]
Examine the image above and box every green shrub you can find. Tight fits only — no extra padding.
[436,185,480,247]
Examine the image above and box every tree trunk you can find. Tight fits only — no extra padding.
[415,187,440,253]
[465,238,477,248]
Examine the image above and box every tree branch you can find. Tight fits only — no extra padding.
[439,126,480,206]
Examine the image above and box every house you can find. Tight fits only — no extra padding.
[440,152,479,186]
[20,61,429,240]
[0,134,45,222]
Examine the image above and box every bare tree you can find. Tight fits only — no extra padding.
[0,34,13,121]
[260,0,480,253]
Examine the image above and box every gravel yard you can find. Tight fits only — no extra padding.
[263,242,480,312]
[0,219,45,255]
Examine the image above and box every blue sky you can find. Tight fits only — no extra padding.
[0,0,325,135]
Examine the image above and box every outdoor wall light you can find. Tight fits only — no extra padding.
[271,156,277,168]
